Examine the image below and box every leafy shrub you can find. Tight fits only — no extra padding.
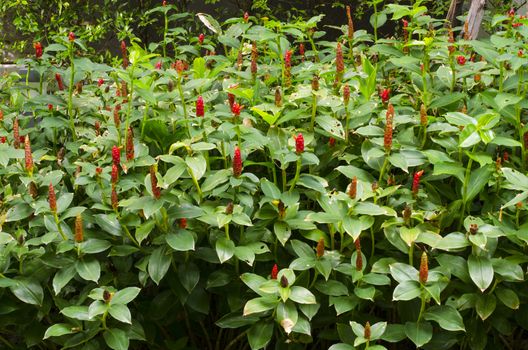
[1,2,528,350]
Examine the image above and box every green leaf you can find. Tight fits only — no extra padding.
[404,321,433,348]
[261,178,281,199]
[476,294,496,321]
[389,263,418,283]
[216,237,235,263]
[9,278,43,306]
[290,286,317,304]
[316,115,345,139]
[202,169,231,192]
[148,246,172,285]
[111,287,141,305]
[108,304,132,324]
[103,328,129,350]
[53,266,77,295]
[178,262,200,293]
[243,297,278,316]
[315,280,348,296]
[467,255,494,292]
[465,165,492,202]
[274,221,291,246]
[424,305,465,331]
[80,239,111,254]
[166,231,195,251]
[495,287,520,309]
[44,324,76,339]
[75,258,101,283]
[247,321,273,350]
[393,281,422,301]
[61,306,91,321]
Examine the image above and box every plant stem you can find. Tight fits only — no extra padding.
[459,145,477,229]
[54,213,67,240]
[378,154,390,184]
[344,104,350,142]
[409,241,414,266]
[417,291,427,322]
[289,157,302,192]
[67,43,77,141]
[310,93,317,132]
[188,167,203,203]
[177,78,190,138]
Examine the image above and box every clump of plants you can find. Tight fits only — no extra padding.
[1,1,528,349]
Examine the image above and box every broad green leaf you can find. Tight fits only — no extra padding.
[476,294,496,321]
[467,255,493,292]
[44,324,76,339]
[247,321,273,350]
[148,246,171,285]
[243,297,278,316]
[404,321,433,348]
[393,281,421,301]
[103,328,129,350]
[465,165,492,202]
[111,287,141,305]
[495,287,520,309]
[166,231,195,251]
[75,258,101,283]
[10,278,44,306]
[216,237,235,263]
[108,304,132,324]
[424,305,465,331]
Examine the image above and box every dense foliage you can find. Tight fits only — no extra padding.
[2,1,528,349]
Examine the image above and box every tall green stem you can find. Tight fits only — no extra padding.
[67,42,77,141]
[177,78,190,137]
[289,157,302,192]
[310,93,317,132]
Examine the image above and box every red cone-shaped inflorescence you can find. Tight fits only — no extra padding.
[34,42,43,59]
[275,87,282,107]
[419,251,428,284]
[198,33,205,45]
[98,78,104,87]
[231,102,243,117]
[271,264,278,280]
[113,104,121,127]
[24,135,33,175]
[316,238,325,258]
[75,214,83,243]
[162,0,167,6]
[251,41,258,76]
[196,95,204,117]
[175,60,184,75]
[0,137,6,144]
[295,133,304,154]
[380,88,390,103]
[343,84,350,105]
[284,50,292,87]
[233,146,242,178]
[299,43,305,61]
[329,137,336,147]
[412,170,424,197]
[112,145,120,167]
[346,6,354,40]
[68,32,75,41]
[280,275,289,288]
[364,322,371,340]
[355,238,363,271]
[348,176,357,199]
[312,75,319,91]
[243,12,249,22]
[126,127,134,161]
[150,165,161,199]
[457,55,466,65]
[420,104,428,127]
[448,27,455,55]
[155,61,162,70]
[13,118,20,149]
[179,218,187,229]
[49,182,57,213]
[55,73,64,91]
[335,42,344,80]
[111,164,119,184]
[384,103,394,152]
[402,19,409,53]
[95,120,101,136]
[121,40,129,68]
[111,185,118,209]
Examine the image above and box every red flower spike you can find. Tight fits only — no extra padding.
[55,73,64,91]
[447,28,455,55]
[233,146,242,178]
[312,75,319,91]
[503,151,509,162]
[155,61,162,70]
[162,0,167,6]
[513,22,523,28]
[0,137,6,144]
[126,127,134,161]
[13,118,20,149]
[19,136,25,144]
[335,42,344,76]
[198,33,205,45]
[457,55,466,65]
[231,102,243,116]
[280,275,289,288]
[295,133,304,154]
[96,167,103,176]
[329,137,336,147]
[150,165,161,199]
[175,60,185,75]
[348,176,357,199]
[275,87,282,107]
[68,32,75,42]
[196,96,204,117]
[355,238,363,271]
[412,170,424,197]
[519,50,524,58]
[419,251,428,284]
[179,218,187,229]
[49,183,57,213]
[34,42,43,59]
[316,238,325,258]
[343,84,350,105]
[112,145,120,166]
[95,120,101,136]
[74,214,84,243]
[121,41,128,68]
[384,104,394,152]
[113,104,121,127]
[380,88,390,103]
[111,185,118,209]
[420,104,427,127]
[111,164,119,184]
[508,8,515,17]
[271,264,278,280]
[284,50,292,87]
[346,6,354,40]
[299,43,305,57]
[24,135,33,175]
[48,104,53,111]
[364,322,371,340]
[251,41,258,76]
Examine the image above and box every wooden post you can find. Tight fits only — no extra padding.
[465,0,486,39]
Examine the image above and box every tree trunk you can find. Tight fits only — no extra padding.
[465,0,486,39]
